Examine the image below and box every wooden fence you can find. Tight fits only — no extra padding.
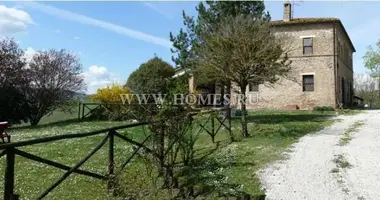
[78,102,127,120]
[0,122,150,200]
[0,107,232,200]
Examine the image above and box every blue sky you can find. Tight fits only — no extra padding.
[1,1,379,94]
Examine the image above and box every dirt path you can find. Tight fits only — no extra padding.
[259,110,380,200]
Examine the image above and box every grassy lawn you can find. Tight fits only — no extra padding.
[0,110,337,199]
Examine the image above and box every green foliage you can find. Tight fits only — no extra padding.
[313,106,335,111]
[125,56,177,124]
[196,16,291,89]
[170,1,270,85]
[196,16,291,138]
[86,106,132,121]
[126,57,175,95]
[3,110,334,199]
[170,2,285,139]
[363,39,380,99]
[363,40,380,78]
[234,109,247,117]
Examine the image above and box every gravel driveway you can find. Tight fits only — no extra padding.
[260,110,380,200]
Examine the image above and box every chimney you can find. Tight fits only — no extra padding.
[283,1,292,22]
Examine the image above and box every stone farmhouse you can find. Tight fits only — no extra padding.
[175,2,355,110]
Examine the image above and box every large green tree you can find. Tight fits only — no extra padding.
[125,57,176,181]
[170,1,273,138]
[170,1,269,70]
[126,57,175,95]
[196,16,291,137]
[363,40,380,98]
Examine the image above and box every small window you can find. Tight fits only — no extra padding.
[302,75,314,92]
[303,38,313,55]
[249,83,259,92]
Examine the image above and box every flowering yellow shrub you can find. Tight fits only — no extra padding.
[91,84,130,103]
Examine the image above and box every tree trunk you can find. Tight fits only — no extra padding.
[220,83,225,107]
[158,125,165,172]
[149,123,165,176]
[240,86,249,138]
[226,83,235,142]
[29,116,41,127]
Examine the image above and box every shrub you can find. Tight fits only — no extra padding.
[234,109,247,117]
[313,106,335,111]
[92,84,130,103]
[91,84,132,121]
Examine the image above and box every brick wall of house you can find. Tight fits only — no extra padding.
[230,57,336,110]
[183,20,354,110]
[335,25,355,106]
[229,23,337,110]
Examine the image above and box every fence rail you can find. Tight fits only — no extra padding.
[0,121,149,200]
[1,107,232,200]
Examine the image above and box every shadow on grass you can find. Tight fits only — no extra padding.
[176,143,264,200]
[244,112,334,124]
[9,118,81,131]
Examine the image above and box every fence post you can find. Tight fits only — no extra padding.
[4,147,16,200]
[107,130,115,196]
[211,114,215,143]
[78,101,81,121]
[81,103,85,120]
[228,107,232,138]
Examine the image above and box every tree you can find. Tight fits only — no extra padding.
[125,57,176,179]
[0,38,29,125]
[354,73,378,107]
[170,1,270,74]
[126,57,175,95]
[24,49,85,126]
[170,1,272,138]
[363,39,380,98]
[196,16,291,138]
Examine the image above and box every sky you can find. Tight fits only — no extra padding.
[1,1,380,94]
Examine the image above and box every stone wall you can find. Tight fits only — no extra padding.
[184,22,355,110]
[231,23,337,110]
[335,24,355,106]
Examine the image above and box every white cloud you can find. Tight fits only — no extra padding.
[20,47,37,69]
[23,2,172,48]
[82,65,120,94]
[0,5,34,37]
[24,47,37,63]
[73,36,80,40]
[142,2,173,20]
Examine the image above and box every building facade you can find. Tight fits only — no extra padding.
[180,2,355,110]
